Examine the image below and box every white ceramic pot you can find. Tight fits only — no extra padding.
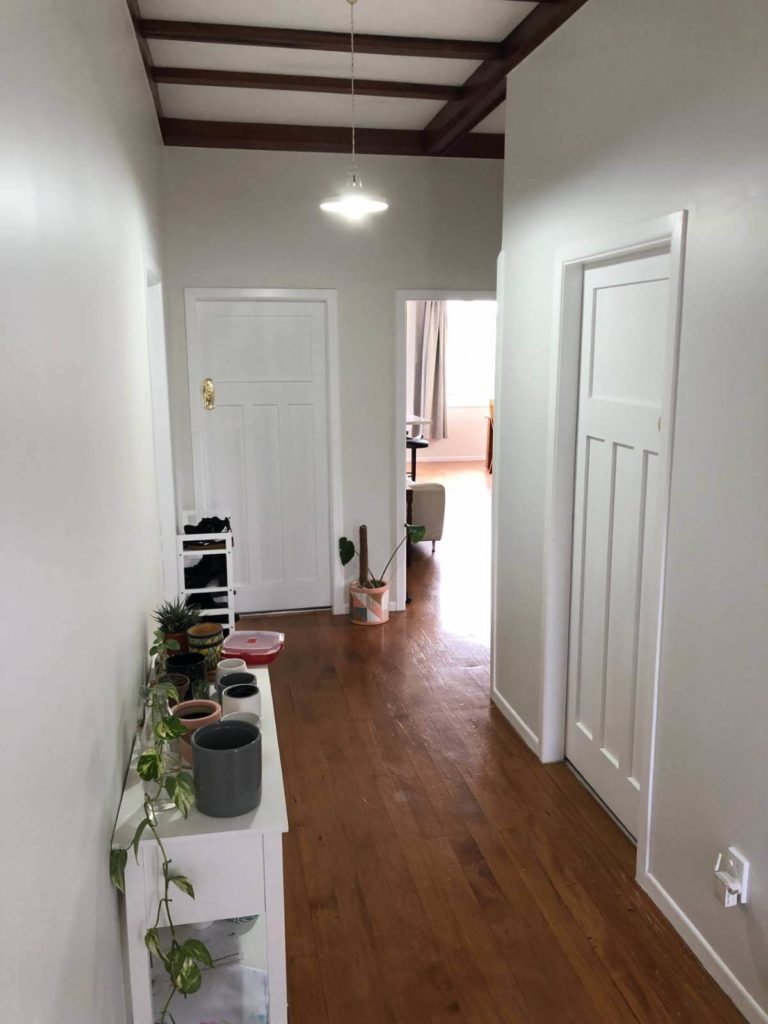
[216,658,247,686]
[222,710,261,729]
[222,681,261,718]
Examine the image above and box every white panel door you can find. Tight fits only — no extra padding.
[566,252,671,835]
[187,296,331,613]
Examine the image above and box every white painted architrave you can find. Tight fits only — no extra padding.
[488,251,544,750]
[184,288,345,616]
[145,256,178,601]
[394,289,496,613]
[539,211,687,863]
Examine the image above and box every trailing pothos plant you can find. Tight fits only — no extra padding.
[110,678,213,1024]
[149,628,180,673]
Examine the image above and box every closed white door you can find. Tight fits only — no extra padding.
[187,294,332,613]
[566,251,671,836]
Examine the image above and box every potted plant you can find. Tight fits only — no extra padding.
[339,522,425,625]
[152,597,202,655]
[111,677,213,1023]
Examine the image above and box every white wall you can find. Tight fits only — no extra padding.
[0,3,163,1022]
[494,0,768,1018]
[162,149,502,579]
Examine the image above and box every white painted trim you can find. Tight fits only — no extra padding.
[538,212,688,867]
[418,455,486,464]
[183,288,345,615]
[491,684,541,757]
[394,289,496,613]
[144,257,178,600]
[639,872,768,1024]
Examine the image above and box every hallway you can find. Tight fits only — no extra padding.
[242,476,744,1023]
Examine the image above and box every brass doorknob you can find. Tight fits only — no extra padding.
[202,378,215,411]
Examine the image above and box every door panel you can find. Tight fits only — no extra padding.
[566,252,670,835]
[188,297,331,613]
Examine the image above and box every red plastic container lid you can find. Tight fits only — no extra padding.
[221,630,285,666]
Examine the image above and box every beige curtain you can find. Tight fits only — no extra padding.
[412,300,448,440]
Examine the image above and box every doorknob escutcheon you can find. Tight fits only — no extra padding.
[202,377,215,411]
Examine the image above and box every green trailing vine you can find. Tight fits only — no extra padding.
[110,678,213,1024]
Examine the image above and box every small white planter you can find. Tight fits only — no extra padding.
[349,582,390,625]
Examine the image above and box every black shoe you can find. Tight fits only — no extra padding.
[184,516,231,535]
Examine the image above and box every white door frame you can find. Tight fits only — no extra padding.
[539,212,687,875]
[394,289,496,612]
[145,257,178,601]
[184,288,345,615]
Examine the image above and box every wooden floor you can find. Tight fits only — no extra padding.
[242,463,743,1023]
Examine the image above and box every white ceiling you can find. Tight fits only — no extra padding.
[139,0,538,140]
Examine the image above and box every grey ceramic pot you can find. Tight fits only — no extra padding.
[216,669,257,704]
[191,721,262,818]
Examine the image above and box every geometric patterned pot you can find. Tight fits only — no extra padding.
[187,622,224,680]
[349,582,390,625]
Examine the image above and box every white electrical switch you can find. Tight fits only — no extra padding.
[713,847,749,907]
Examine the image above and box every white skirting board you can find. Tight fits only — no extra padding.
[490,686,540,756]
[639,873,768,1024]
[418,455,486,463]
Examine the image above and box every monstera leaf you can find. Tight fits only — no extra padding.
[338,537,356,566]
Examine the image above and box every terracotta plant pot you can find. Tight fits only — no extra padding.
[349,582,390,625]
[187,622,225,681]
[165,631,188,655]
[156,673,190,704]
[171,699,222,765]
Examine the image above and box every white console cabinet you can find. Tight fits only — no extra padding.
[114,667,288,1024]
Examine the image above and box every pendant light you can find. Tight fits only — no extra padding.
[320,0,389,221]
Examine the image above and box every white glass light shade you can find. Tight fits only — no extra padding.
[320,190,389,221]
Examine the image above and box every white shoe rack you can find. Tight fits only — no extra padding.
[177,510,235,635]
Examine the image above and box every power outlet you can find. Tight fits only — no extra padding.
[714,847,749,907]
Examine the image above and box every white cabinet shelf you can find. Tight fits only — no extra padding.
[114,667,288,1024]
[177,512,235,634]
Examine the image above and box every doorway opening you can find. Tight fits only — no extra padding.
[395,291,497,647]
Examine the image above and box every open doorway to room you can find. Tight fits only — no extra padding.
[395,292,497,647]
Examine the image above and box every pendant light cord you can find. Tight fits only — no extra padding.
[349,0,357,165]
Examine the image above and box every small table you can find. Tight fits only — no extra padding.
[406,414,431,435]
[114,667,288,1024]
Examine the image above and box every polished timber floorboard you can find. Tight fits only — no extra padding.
[241,464,743,1023]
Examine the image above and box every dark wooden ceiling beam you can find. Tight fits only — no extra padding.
[152,67,460,102]
[125,0,162,117]
[161,118,504,159]
[424,0,590,155]
[140,20,500,61]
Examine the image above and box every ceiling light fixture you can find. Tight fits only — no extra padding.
[320,0,388,221]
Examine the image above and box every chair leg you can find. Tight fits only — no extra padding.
[432,540,436,553]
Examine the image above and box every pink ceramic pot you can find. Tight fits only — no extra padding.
[171,699,221,765]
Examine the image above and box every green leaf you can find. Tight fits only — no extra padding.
[182,938,214,968]
[177,957,202,995]
[168,948,202,994]
[155,715,187,741]
[165,637,181,651]
[406,523,426,544]
[171,772,195,818]
[338,536,355,566]
[169,874,195,899]
[137,749,162,781]
[132,818,151,862]
[109,848,127,892]
[144,927,163,958]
